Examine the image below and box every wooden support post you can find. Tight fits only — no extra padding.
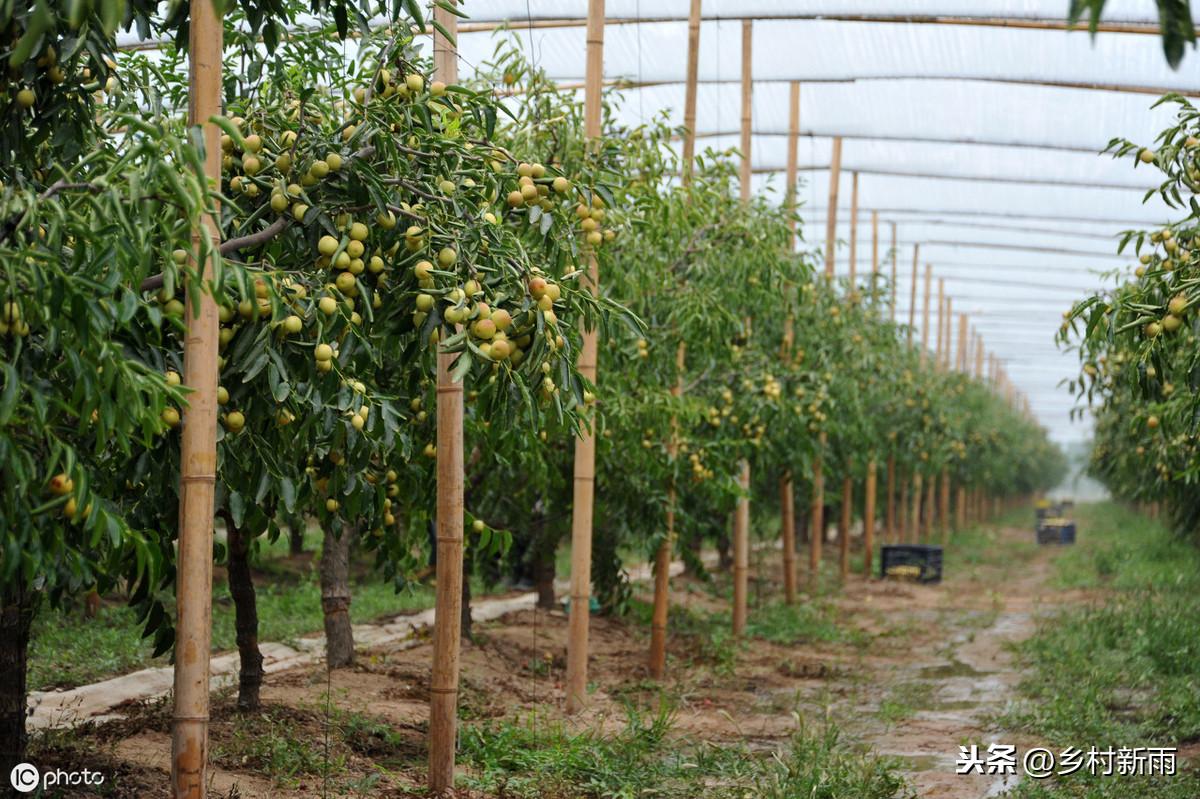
[871,211,879,280]
[680,0,702,184]
[428,6,465,792]
[942,298,953,371]
[890,223,898,319]
[939,469,950,544]
[825,137,843,279]
[731,18,752,637]
[958,314,969,373]
[781,476,797,603]
[957,484,967,530]
[171,1,222,795]
[885,454,896,544]
[935,278,945,368]
[810,438,825,583]
[898,472,909,542]
[848,172,859,289]
[839,474,852,581]
[910,473,922,544]
[649,0,702,683]
[649,342,686,678]
[863,459,877,577]
[907,245,919,345]
[565,0,605,715]
[779,75,800,606]
[925,475,936,545]
[920,264,932,364]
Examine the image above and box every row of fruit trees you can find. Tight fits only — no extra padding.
[0,0,1065,787]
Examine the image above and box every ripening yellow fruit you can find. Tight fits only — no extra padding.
[349,222,368,241]
[16,88,35,108]
[326,498,340,512]
[224,411,246,433]
[283,315,303,334]
[315,343,334,362]
[162,407,181,428]
[318,235,339,256]
[326,153,343,171]
[437,247,457,267]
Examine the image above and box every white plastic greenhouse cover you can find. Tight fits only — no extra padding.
[443,1,1200,447]
[109,2,1192,447]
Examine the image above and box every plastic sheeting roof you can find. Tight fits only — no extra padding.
[448,3,1198,445]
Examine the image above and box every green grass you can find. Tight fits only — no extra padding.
[28,557,442,692]
[1000,501,1200,798]
[459,704,913,799]
[877,681,936,726]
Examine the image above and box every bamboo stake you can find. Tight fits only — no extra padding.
[824,137,843,279]
[920,264,932,364]
[810,437,825,582]
[171,1,222,795]
[888,225,898,317]
[848,172,859,288]
[781,476,797,603]
[428,6,465,792]
[907,245,919,344]
[780,76,800,606]
[925,476,936,545]
[731,18,752,637]
[863,459,877,577]
[885,454,896,543]
[839,474,852,581]
[910,473,923,544]
[958,313,969,373]
[649,342,686,678]
[940,469,951,544]
[733,461,750,635]
[649,0,702,683]
[935,279,945,368]
[565,0,605,715]
[943,297,953,370]
[870,210,879,303]
[680,0,702,184]
[898,473,909,542]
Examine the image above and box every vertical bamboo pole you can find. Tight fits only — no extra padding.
[863,459,877,576]
[924,476,936,544]
[680,0,702,184]
[885,455,896,543]
[935,279,945,368]
[871,211,880,288]
[171,2,221,795]
[890,223,898,319]
[824,138,843,279]
[906,245,919,345]
[428,7,464,792]
[958,314,969,373]
[920,264,932,364]
[810,445,824,580]
[649,342,686,678]
[780,77,800,606]
[909,473,922,544]
[839,474,852,581]
[649,0,702,683]
[565,0,605,715]
[942,298,953,371]
[731,18,752,637]
[781,476,797,603]
[899,474,909,542]
[848,172,859,289]
[939,470,951,544]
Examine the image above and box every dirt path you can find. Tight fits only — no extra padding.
[39,519,1076,798]
[833,524,1064,798]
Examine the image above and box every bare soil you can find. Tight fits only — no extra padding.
[33,521,1073,798]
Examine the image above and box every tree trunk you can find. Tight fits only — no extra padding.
[716,527,733,570]
[0,584,34,783]
[288,523,304,555]
[226,519,264,710]
[320,524,355,668]
[530,503,557,610]
[461,547,474,642]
